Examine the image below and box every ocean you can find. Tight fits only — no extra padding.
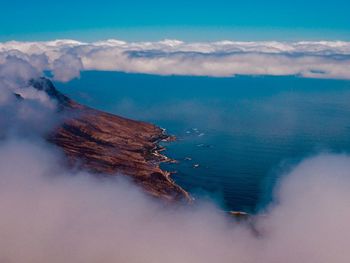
[55,71,350,212]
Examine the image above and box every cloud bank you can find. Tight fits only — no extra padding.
[1,39,350,81]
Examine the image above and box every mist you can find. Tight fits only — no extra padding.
[1,137,350,263]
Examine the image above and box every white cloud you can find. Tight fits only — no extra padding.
[52,53,83,82]
[0,56,59,137]
[1,39,350,81]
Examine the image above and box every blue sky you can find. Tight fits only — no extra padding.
[1,0,350,41]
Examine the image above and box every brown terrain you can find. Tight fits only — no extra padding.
[29,78,191,202]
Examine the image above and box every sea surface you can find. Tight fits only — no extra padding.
[55,72,350,212]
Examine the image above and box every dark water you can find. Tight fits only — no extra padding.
[55,72,350,212]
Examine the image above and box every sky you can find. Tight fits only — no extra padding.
[1,0,350,41]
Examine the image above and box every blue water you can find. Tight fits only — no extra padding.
[55,72,350,212]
